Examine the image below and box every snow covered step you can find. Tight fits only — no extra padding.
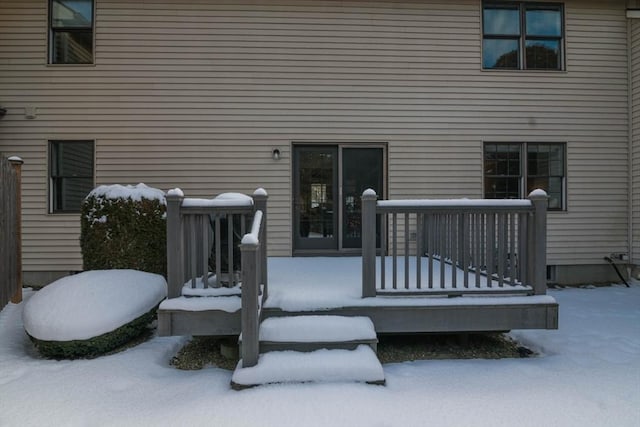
[257,315,378,353]
[231,345,385,389]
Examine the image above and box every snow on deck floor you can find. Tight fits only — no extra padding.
[0,282,638,426]
[266,257,548,312]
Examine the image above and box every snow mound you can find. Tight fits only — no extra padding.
[88,183,166,204]
[23,270,167,341]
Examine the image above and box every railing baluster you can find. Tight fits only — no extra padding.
[451,214,457,289]
[416,213,422,289]
[404,212,410,289]
[215,216,222,288]
[519,212,527,285]
[427,215,435,289]
[439,214,446,289]
[190,215,197,288]
[497,213,506,287]
[380,213,386,290]
[486,213,495,288]
[475,214,481,288]
[463,213,469,288]
[201,215,209,288]
[392,212,398,290]
[228,213,234,286]
[509,213,516,285]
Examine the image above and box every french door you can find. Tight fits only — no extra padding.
[293,144,384,253]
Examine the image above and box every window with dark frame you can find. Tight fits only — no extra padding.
[50,141,94,213]
[483,2,563,70]
[49,0,94,64]
[484,142,565,210]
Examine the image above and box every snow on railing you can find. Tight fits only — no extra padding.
[165,188,268,300]
[361,190,548,298]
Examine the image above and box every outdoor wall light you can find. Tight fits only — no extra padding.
[272,148,281,161]
[0,107,6,119]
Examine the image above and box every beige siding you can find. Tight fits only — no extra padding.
[0,0,630,274]
[632,19,640,266]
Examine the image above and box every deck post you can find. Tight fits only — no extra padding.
[166,190,184,298]
[9,157,23,304]
[240,241,259,368]
[252,189,268,299]
[529,190,548,295]
[361,189,378,298]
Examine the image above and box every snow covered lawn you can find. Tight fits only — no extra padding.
[1,282,639,426]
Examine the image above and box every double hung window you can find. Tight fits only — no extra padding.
[49,0,94,64]
[50,141,95,213]
[484,142,565,210]
[483,2,563,70]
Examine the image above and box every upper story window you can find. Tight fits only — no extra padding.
[49,0,94,64]
[484,142,566,210]
[50,140,95,213]
[482,2,563,70]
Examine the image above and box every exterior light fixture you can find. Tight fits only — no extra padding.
[0,107,6,119]
[272,148,281,161]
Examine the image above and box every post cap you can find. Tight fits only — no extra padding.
[253,188,268,197]
[362,188,377,198]
[7,156,23,165]
[166,188,184,199]
[527,189,549,200]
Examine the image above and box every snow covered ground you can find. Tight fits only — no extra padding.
[1,280,638,426]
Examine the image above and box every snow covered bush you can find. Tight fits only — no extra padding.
[81,184,167,276]
[23,270,167,359]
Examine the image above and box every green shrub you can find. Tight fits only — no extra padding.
[80,184,167,276]
[28,306,158,359]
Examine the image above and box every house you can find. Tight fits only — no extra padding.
[0,0,639,288]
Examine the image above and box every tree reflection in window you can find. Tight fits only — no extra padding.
[483,2,563,70]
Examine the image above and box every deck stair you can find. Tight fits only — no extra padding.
[232,315,385,389]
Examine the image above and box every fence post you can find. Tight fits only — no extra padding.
[361,189,378,298]
[252,188,268,299]
[166,189,184,298]
[529,190,548,295]
[240,240,259,368]
[8,157,23,304]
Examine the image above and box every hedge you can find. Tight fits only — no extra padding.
[80,185,167,276]
[28,306,158,359]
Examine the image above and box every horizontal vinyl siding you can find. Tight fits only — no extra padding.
[0,0,630,274]
[632,20,640,266]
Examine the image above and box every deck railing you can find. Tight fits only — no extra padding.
[239,208,266,368]
[166,188,268,300]
[361,189,548,298]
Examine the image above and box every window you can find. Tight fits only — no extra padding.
[50,141,94,213]
[484,142,565,209]
[49,0,94,64]
[483,2,563,70]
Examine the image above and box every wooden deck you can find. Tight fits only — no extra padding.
[158,188,557,381]
[158,256,558,337]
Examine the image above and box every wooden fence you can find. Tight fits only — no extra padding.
[0,156,23,309]
[361,189,548,298]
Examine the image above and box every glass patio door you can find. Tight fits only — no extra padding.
[293,144,384,253]
[293,146,338,250]
[341,147,384,249]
